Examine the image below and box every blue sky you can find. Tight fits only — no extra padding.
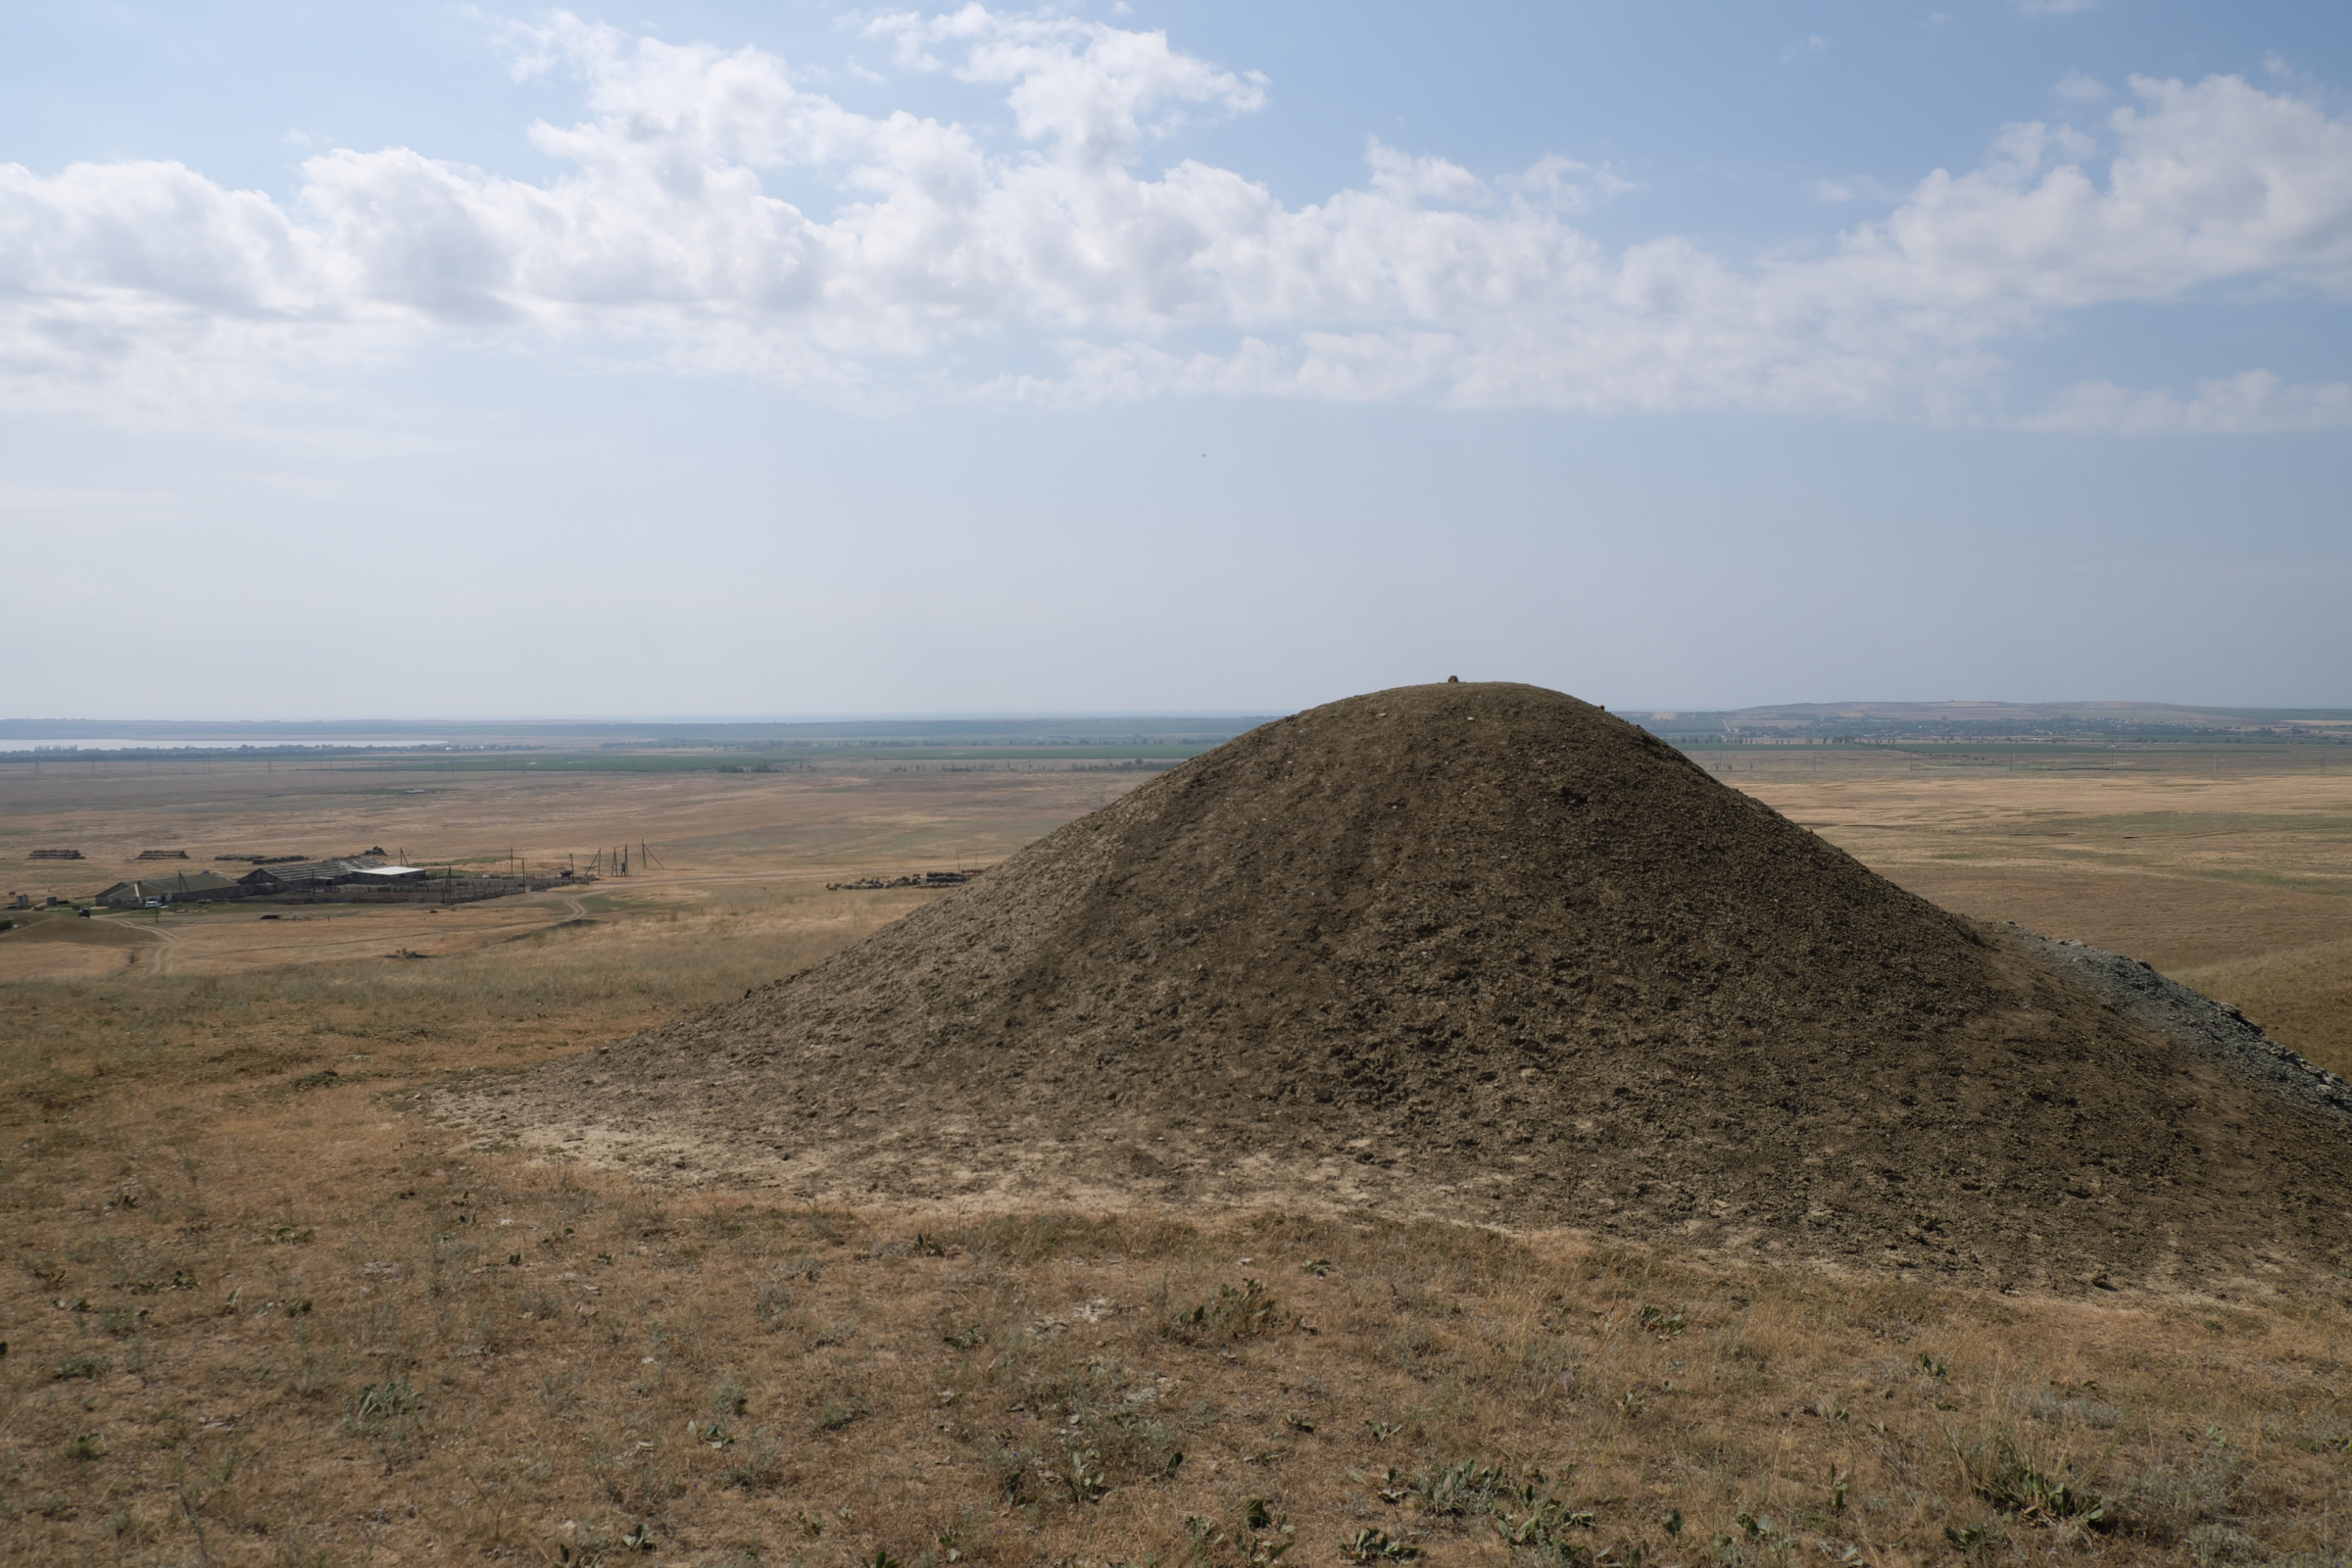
[2,1,2348,717]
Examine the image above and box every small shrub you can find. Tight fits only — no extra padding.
[1944,1520,2004,1560]
[288,1331,335,1396]
[1386,1324,1442,1376]
[1160,1278,1294,1345]
[1959,1432,2108,1528]
[1492,1494,1598,1558]
[1339,1527,1420,1562]
[1375,1463,1592,1559]
[2104,1434,2245,1544]
[1052,1440,1108,1504]
[978,1436,1036,1504]
[718,1427,786,1492]
[753,1281,796,1330]
[1717,1510,1794,1566]
[1379,1460,1506,1517]
[51,1353,111,1382]
[344,1380,422,1438]
[1186,1499,1296,1566]
[2181,1524,2268,1565]
[2268,1407,2352,1454]
[105,1508,154,1544]
[1636,1303,1686,1339]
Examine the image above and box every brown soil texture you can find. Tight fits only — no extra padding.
[455,682,2352,1295]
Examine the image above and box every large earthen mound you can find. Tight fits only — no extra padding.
[457,682,2351,1293]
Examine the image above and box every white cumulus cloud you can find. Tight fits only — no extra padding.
[2054,71,2109,104]
[0,10,2349,429]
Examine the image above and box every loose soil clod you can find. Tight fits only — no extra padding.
[454,682,2352,1296]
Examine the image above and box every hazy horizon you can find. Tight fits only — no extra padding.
[9,694,2352,739]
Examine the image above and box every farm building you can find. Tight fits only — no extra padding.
[93,870,244,906]
[235,857,388,894]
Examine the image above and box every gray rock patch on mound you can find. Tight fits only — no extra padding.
[2014,926,2352,1130]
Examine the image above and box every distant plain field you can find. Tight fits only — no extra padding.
[6,742,2349,1062]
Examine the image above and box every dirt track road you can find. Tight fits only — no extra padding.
[0,869,914,984]
[130,912,181,974]
[1,898,586,981]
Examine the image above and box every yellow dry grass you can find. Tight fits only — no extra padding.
[1723,750,2352,1074]
[0,756,1146,899]
[2178,937,2352,1079]
[4,749,2351,1565]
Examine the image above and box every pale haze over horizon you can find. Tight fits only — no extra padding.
[3,1,2348,721]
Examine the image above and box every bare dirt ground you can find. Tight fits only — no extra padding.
[4,735,2352,1564]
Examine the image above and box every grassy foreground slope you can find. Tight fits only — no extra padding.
[3,889,2351,1567]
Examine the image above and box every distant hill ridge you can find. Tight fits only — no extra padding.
[1632,700,2352,741]
[7,702,2345,753]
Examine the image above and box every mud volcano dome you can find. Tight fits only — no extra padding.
[490,682,2352,1292]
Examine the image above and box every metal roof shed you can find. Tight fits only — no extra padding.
[236,858,384,892]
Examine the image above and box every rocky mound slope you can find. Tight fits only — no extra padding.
[454,682,2351,1293]
[2013,928,2352,1126]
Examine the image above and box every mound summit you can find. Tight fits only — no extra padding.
[465,682,2351,1293]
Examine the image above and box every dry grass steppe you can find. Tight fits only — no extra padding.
[1717,750,2352,1074]
[4,743,2350,1565]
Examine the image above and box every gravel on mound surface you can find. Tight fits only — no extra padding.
[2010,926,2352,1127]
[446,682,2352,1297]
